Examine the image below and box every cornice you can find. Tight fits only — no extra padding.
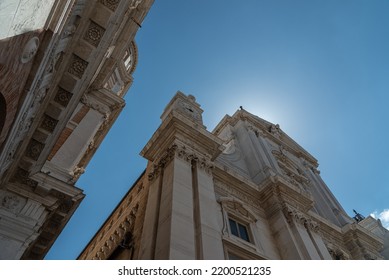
[141,110,224,162]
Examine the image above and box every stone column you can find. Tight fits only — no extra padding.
[194,161,224,259]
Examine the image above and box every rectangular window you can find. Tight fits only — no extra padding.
[228,218,250,242]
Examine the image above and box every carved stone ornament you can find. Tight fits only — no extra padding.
[282,204,319,232]
[26,139,45,161]
[1,194,21,211]
[99,0,120,11]
[129,0,142,10]
[21,37,39,64]
[148,143,214,181]
[68,55,88,79]
[148,144,178,181]
[269,124,281,138]
[69,166,85,183]
[84,21,105,47]
[41,114,58,133]
[54,87,73,107]
[91,203,139,260]
[247,124,260,137]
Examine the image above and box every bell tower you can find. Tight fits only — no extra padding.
[139,91,225,259]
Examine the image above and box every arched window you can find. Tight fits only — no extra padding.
[123,41,138,74]
[0,93,6,136]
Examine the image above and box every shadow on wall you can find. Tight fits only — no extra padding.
[0,93,6,145]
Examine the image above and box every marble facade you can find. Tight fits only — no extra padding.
[79,91,389,260]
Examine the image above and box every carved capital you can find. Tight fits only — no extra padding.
[81,94,110,115]
[282,204,320,232]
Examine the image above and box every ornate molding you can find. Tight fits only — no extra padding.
[148,143,214,181]
[148,144,177,181]
[282,204,319,233]
[90,203,139,260]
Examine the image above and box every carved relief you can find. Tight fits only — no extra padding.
[269,124,281,139]
[68,55,88,79]
[1,194,22,212]
[26,139,44,161]
[21,37,39,64]
[99,0,120,11]
[40,114,58,133]
[84,21,105,47]
[54,87,73,107]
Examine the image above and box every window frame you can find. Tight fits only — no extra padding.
[228,216,251,243]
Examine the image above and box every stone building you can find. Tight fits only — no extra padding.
[0,0,154,259]
[79,91,388,260]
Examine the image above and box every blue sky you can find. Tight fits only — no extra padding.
[46,0,389,259]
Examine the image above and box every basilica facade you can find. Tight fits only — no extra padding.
[0,0,154,259]
[79,91,389,260]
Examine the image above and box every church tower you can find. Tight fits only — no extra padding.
[139,91,225,259]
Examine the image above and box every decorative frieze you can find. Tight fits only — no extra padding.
[84,21,105,47]
[67,55,88,79]
[91,202,139,260]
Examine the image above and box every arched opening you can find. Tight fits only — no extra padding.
[0,93,6,136]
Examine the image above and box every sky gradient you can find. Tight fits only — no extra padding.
[46,0,389,259]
